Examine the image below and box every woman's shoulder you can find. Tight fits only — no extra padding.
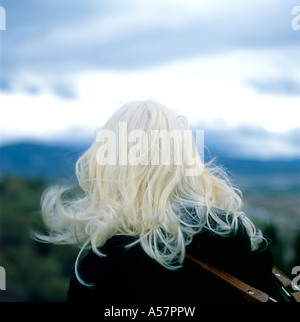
[69,228,275,302]
[78,235,162,275]
[187,218,252,258]
[186,219,274,283]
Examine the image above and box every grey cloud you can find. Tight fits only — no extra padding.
[195,123,300,160]
[249,78,300,96]
[51,83,78,100]
[0,78,12,92]
[1,0,299,97]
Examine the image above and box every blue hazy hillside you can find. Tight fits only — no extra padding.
[0,142,84,181]
[0,140,299,302]
[0,141,299,191]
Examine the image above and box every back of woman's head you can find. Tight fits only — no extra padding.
[36,99,264,280]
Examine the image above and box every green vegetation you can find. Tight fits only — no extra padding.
[243,187,300,275]
[0,176,299,301]
[0,177,78,301]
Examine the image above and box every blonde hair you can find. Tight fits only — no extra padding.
[35,99,264,285]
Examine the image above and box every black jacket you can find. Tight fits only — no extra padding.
[67,224,281,303]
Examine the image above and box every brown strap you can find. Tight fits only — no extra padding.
[272,267,292,288]
[291,292,300,302]
[272,267,300,302]
[187,254,300,302]
[186,254,269,302]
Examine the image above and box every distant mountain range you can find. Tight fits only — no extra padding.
[0,141,299,190]
[0,142,84,181]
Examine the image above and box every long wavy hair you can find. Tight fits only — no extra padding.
[35,99,264,285]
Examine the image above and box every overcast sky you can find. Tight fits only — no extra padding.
[0,0,299,157]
